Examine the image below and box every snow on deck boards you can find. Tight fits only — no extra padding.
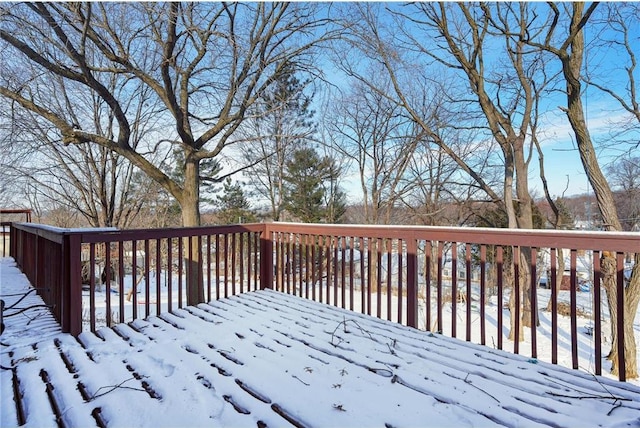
[2,259,640,427]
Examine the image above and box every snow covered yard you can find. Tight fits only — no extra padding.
[3,258,640,427]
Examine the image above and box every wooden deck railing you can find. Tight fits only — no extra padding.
[7,221,639,381]
[1,209,32,257]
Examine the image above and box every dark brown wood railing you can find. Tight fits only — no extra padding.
[1,209,32,257]
[7,221,639,381]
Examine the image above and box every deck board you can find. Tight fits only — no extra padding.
[3,257,640,427]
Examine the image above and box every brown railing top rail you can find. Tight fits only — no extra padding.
[0,208,32,215]
[0,209,32,223]
[265,222,640,252]
[10,221,640,252]
[10,222,265,244]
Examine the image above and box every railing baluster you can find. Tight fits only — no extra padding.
[360,237,365,315]
[570,249,578,368]
[156,239,162,316]
[593,250,601,375]
[349,237,355,312]
[223,234,229,298]
[215,234,220,299]
[207,235,212,301]
[616,252,626,382]
[451,241,457,338]
[334,236,339,307]
[514,245,521,354]
[277,232,283,293]
[198,235,204,300]
[118,241,125,324]
[341,236,346,309]
[286,233,291,295]
[480,244,486,346]
[307,234,312,299]
[397,239,403,326]
[387,238,392,322]
[254,232,260,291]
[89,243,96,332]
[530,247,538,358]
[292,233,297,296]
[437,241,443,333]
[231,233,237,296]
[466,243,472,342]
[325,235,331,304]
[145,239,150,318]
[377,237,382,319]
[132,240,138,320]
[497,245,503,350]
[425,240,432,331]
[367,237,372,316]
[178,238,183,308]
[274,231,278,293]
[167,238,173,313]
[298,234,304,297]
[238,233,242,294]
[406,238,418,329]
[312,235,317,302]
[105,244,112,328]
[550,248,558,364]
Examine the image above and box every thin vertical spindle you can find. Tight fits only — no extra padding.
[550,248,558,363]
[497,246,503,350]
[593,250,601,375]
[466,243,472,342]
[451,242,458,338]
[167,238,173,312]
[514,246,520,354]
[616,252,626,382]
[480,245,486,346]
[570,249,578,369]
[530,247,538,359]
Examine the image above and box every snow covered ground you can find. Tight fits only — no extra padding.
[2,256,640,427]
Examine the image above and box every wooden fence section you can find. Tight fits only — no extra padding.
[7,221,640,381]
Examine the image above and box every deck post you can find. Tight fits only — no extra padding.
[260,225,273,290]
[62,233,83,336]
[406,238,418,328]
[9,223,16,258]
[616,253,626,382]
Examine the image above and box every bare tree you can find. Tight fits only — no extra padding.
[0,73,161,228]
[520,2,639,379]
[398,76,493,228]
[606,156,640,232]
[326,76,420,225]
[336,3,555,338]
[0,2,331,304]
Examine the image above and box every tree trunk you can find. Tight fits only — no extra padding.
[514,141,535,330]
[182,157,204,305]
[558,3,637,378]
[603,252,640,378]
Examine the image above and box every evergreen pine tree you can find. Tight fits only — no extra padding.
[243,61,315,220]
[214,178,256,224]
[283,147,345,223]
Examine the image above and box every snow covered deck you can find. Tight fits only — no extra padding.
[2,258,640,428]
